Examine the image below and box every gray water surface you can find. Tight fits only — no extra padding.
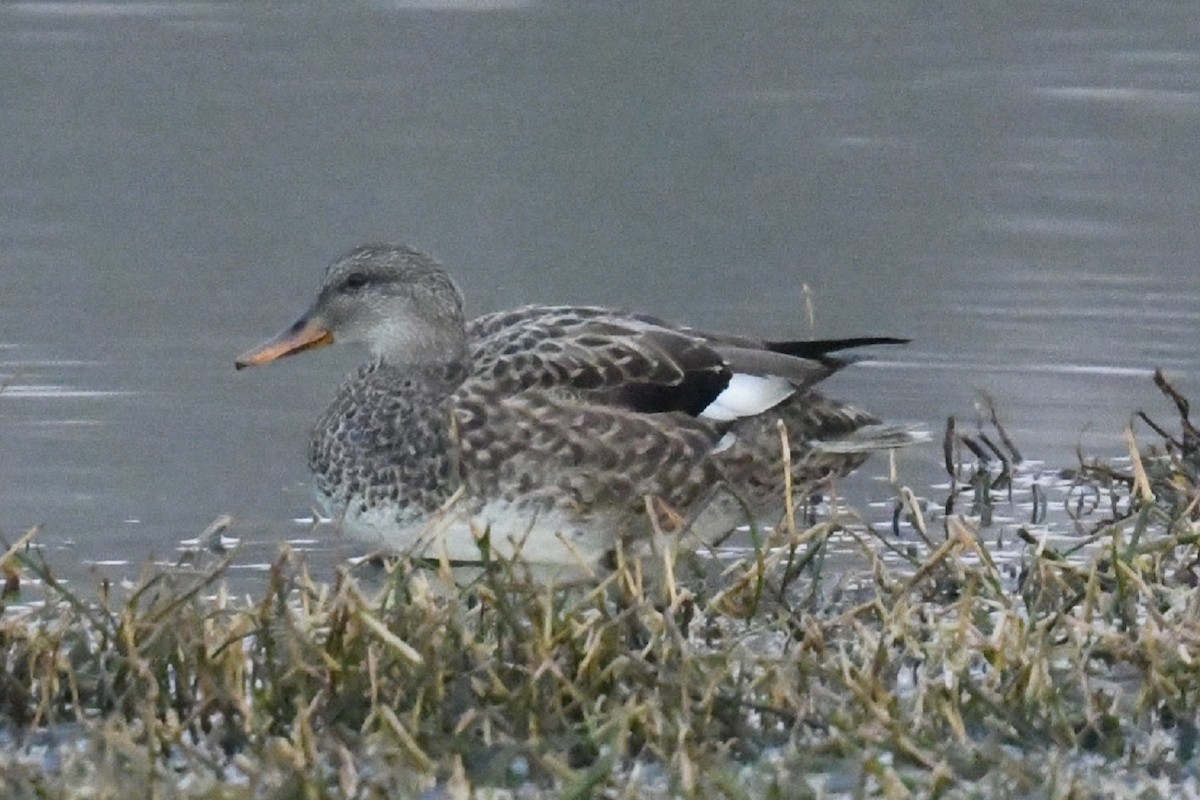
[3,0,1199,589]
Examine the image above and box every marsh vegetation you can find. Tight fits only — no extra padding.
[1,374,1198,799]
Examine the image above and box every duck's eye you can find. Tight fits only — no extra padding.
[342,272,369,292]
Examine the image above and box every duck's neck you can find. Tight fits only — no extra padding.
[367,321,469,387]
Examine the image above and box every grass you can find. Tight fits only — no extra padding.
[0,372,1198,798]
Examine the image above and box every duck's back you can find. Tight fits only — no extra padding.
[458,306,899,526]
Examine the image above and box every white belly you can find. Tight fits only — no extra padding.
[331,496,620,571]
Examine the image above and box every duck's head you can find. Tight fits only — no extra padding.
[236,243,467,370]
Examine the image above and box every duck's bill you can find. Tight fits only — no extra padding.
[235,318,334,369]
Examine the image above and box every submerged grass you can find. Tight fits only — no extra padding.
[2,375,1200,798]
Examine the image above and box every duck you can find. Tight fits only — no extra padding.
[236,243,922,571]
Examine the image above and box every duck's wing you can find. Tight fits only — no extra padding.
[465,305,905,420]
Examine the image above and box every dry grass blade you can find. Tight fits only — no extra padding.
[1125,424,1156,504]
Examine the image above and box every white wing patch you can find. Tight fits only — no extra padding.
[700,373,794,421]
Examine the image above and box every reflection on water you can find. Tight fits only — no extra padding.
[8,3,225,15]
[2,0,1200,591]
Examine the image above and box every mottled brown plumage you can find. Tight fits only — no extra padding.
[237,243,922,569]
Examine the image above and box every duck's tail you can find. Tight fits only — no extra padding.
[812,423,931,455]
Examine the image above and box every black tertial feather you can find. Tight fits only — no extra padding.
[764,336,909,360]
[615,368,732,416]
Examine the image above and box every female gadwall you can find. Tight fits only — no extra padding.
[236,244,920,568]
